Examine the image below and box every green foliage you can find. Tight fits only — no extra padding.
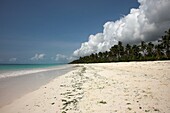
[70,29,170,64]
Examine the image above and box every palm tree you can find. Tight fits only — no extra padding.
[146,42,154,57]
[155,44,163,59]
[89,53,96,62]
[108,51,113,61]
[125,44,131,60]
[140,41,146,59]
[132,45,140,60]
[110,45,119,61]
[118,41,124,60]
[98,52,104,62]
[159,29,170,58]
[103,51,109,62]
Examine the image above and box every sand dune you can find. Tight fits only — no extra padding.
[0,61,169,113]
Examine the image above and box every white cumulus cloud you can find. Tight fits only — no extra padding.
[9,58,17,62]
[55,54,67,61]
[31,53,45,60]
[54,54,76,63]
[73,0,170,57]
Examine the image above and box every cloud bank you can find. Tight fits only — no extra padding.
[31,53,45,60]
[73,0,170,57]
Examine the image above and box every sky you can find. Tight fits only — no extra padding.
[0,0,140,64]
[0,0,169,64]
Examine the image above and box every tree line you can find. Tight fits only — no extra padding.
[70,29,170,64]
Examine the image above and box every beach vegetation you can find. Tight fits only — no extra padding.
[98,100,107,104]
[70,28,170,63]
[127,107,132,110]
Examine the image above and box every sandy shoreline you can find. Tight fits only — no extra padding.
[0,61,169,113]
[0,65,73,108]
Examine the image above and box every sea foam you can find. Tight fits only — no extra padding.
[0,65,70,79]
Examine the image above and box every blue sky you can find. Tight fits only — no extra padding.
[0,0,140,64]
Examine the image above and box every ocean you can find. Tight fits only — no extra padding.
[0,64,65,78]
[0,64,73,107]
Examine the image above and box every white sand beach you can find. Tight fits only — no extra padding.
[0,61,169,113]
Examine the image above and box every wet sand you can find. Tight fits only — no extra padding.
[0,65,73,107]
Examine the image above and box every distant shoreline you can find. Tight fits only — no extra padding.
[69,59,170,64]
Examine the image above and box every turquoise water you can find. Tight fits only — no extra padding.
[0,64,65,71]
[0,64,67,79]
[0,64,73,107]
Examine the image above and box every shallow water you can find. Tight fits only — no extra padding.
[0,64,65,79]
[0,64,73,107]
